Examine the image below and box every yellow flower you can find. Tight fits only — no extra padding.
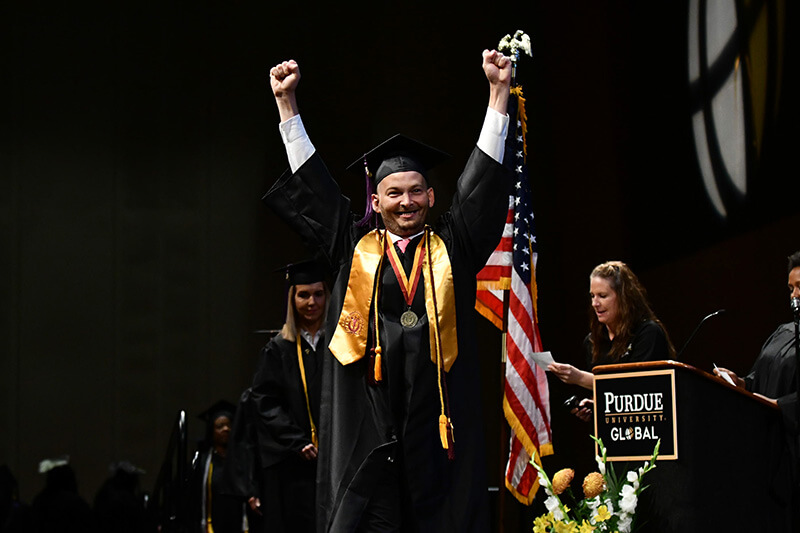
[553,520,578,533]
[533,514,551,533]
[578,520,595,533]
[582,472,606,499]
[594,505,611,522]
[552,468,575,495]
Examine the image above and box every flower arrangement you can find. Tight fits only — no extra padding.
[530,436,660,533]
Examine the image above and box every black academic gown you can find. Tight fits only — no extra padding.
[249,333,321,533]
[745,322,799,430]
[190,449,247,533]
[744,322,800,529]
[263,147,511,532]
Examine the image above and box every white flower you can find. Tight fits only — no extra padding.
[626,470,640,490]
[619,485,638,514]
[618,513,633,533]
[586,495,601,511]
[595,455,606,475]
[544,495,560,513]
[620,494,637,513]
[603,499,615,516]
[544,495,565,520]
[537,470,548,486]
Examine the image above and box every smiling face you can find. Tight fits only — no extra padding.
[293,281,326,329]
[371,171,435,237]
[590,276,620,334]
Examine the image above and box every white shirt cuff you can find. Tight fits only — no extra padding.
[279,115,316,173]
[477,107,509,163]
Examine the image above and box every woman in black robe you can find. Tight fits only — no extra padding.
[224,261,327,533]
[190,400,247,533]
[714,250,800,530]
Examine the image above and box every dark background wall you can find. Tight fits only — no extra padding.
[2,0,797,529]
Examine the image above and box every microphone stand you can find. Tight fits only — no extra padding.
[677,309,726,359]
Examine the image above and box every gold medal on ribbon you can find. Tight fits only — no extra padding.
[400,309,419,328]
[386,237,425,329]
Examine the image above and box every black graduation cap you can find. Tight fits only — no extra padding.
[198,399,236,425]
[346,134,450,185]
[275,260,325,286]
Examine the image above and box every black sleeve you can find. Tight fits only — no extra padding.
[441,147,512,273]
[250,340,309,453]
[220,389,260,499]
[262,153,354,271]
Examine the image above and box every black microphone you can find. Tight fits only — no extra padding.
[791,297,800,318]
[677,309,726,359]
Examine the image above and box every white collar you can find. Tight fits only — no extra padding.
[300,328,322,350]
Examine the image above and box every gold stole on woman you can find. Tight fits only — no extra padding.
[328,227,458,373]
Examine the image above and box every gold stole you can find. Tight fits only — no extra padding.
[328,227,458,372]
[205,458,214,533]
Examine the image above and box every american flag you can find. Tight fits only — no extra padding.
[475,86,552,504]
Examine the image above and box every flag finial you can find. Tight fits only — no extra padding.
[498,30,532,86]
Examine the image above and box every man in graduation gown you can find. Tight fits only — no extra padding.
[225,261,327,533]
[263,50,512,532]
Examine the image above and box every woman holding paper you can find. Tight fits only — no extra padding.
[713,251,800,411]
[549,260,675,420]
[713,250,800,533]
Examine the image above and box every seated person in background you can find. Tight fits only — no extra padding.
[0,464,34,533]
[32,457,96,533]
[93,460,148,533]
[549,260,675,421]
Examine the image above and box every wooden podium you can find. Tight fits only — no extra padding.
[592,360,792,533]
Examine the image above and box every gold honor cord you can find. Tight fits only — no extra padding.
[206,460,215,533]
[295,335,318,447]
[425,228,454,455]
[369,231,387,383]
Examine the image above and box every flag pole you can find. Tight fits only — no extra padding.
[494,31,536,527]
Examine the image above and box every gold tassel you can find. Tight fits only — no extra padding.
[439,414,449,449]
[374,347,382,382]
